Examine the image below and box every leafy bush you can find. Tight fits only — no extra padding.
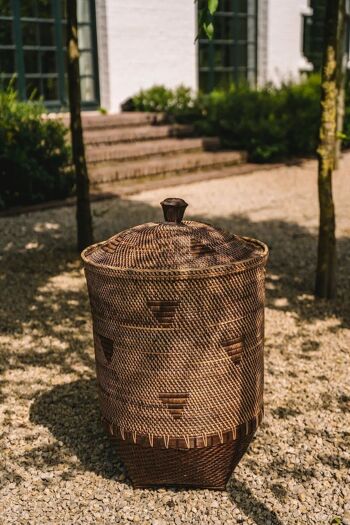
[0,85,73,209]
[127,76,323,162]
[196,75,321,162]
[130,84,198,121]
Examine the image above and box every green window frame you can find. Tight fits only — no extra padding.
[0,0,100,110]
[303,0,350,72]
[198,0,258,92]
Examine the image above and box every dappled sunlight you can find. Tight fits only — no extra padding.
[0,162,349,524]
[37,270,85,294]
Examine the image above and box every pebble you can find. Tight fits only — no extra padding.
[343,511,350,525]
[1,160,350,524]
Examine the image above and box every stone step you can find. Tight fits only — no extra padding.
[89,150,246,183]
[84,124,194,145]
[57,111,165,129]
[58,111,166,130]
[86,138,206,163]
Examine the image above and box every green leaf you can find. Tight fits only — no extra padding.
[330,517,342,525]
[336,131,348,139]
[208,0,219,15]
[203,22,214,39]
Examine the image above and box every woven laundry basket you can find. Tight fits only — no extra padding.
[82,198,268,489]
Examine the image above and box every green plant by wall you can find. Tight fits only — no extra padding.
[127,76,324,163]
[0,85,73,209]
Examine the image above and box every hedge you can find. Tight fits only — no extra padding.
[125,76,339,163]
[0,85,73,209]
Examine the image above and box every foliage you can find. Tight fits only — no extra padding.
[131,84,199,121]
[127,75,323,162]
[196,0,219,39]
[197,75,321,162]
[0,85,73,209]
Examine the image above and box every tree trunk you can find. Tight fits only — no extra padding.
[67,0,93,251]
[315,0,345,299]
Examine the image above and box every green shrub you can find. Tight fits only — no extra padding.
[196,75,321,162]
[128,76,323,162]
[0,85,73,209]
[131,84,198,121]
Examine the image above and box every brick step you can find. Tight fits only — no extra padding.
[58,112,166,130]
[89,150,246,183]
[86,138,208,163]
[83,124,194,145]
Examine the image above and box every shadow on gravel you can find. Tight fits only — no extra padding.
[228,479,284,525]
[29,378,121,480]
[31,378,284,525]
[1,198,349,392]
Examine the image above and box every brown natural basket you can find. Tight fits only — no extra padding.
[82,198,268,489]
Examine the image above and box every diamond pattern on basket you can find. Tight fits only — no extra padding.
[99,334,114,362]
[190,237,214,257]
[221,337,244,364]
[147,300,180,327]
[159,392,189,419]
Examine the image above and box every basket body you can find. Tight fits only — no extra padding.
[83,227,267,489]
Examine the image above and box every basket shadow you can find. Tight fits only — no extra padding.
[228,478,284,525]
[29,378,122,480]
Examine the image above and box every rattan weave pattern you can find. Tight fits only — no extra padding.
[82,200,268,488]
[84,220,264,270]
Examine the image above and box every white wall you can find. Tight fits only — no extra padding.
[96,0,197,113]
[95,0,110,109]
[266,0,313,84]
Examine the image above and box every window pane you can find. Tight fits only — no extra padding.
[214,45,231,67]
[0,19,13,45]
[61,21,67,46]
[24,50,39,73]
[0,0,12,16]
[77,0,91,23]
[80,76,95,101]
[233,0,248,14]
[237,19,248,40]
[218,0,232,11]
[43,77,58,100]
[199,44,209,68]
[78,25,92,49]
[41,50,57,73]
[22,21,38,45]
[37,0,53,19]
[79,50,93,75]
[26,78,42,99]
[61,0,67,20]
[39,22,55,46]
[237,43,247,66]
[0,49,15,73]
[215,71,234,89]
[216,16,234,40]
[20,0,36,18]
[199,71,211,92]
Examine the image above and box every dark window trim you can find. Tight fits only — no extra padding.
[198,0,258,92]
[1,0,100,111]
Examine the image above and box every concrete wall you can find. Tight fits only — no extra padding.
[95,0,197,112]
[265,0,313,84]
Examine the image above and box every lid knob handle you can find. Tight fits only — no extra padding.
[161,198,188,223]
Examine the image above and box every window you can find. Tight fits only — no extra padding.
[303,0,350,72]
[0,0,99,109]
[198,0,257,92]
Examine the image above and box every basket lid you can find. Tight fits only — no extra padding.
[82,198,267,271]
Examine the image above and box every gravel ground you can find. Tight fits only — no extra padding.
[0,155,349,525]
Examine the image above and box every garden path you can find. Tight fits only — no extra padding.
[0,154,349,525]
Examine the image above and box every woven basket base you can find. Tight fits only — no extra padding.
[114,432,255,489]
